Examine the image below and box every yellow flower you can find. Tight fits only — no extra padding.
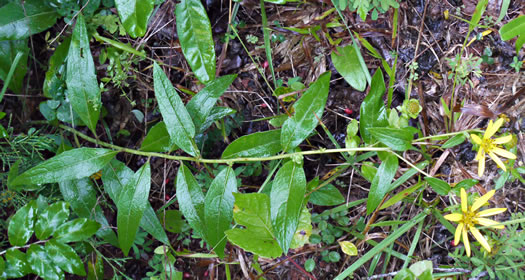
[444,188,506,257]
[470,118,516,177]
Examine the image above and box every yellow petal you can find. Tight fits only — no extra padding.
[461,188,468,213]
[471,190,495,212]
[478,155,486,177]
[475,217,504,229]
[492,135,512,144]
[444,213,463,222]
[463,225,471,257]
[491,147,517,160]
[488,152,507,171]
[471,134,482,145]
[478,208,507,217]
[475,148,484,161]
[455,223,464,246]
[485,119,504,139]
[470,226,491,252]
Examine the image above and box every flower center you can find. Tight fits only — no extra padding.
[463,208,476,227]
[481,138,495,152]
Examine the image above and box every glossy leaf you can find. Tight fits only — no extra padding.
[4,249,30,278]
[0,39,29,94]
[11,148,118,186]
[54,218,100,243]
[0,255,4,276]
[66,14,101,133]
[270,161,306,253]
[360,69,388,144]
[309,184,345,206]
[102,160,169,244]
[176,0,216,83]
[500,15,525,53]
[27,244,63,279]
[331,44,367,91]
[43,37,70,99]
[281,72,331,152]
[35,201,70,240]
[290,206,312,249]
[0,0,58,40]
[204,167,237,258]
[366,153,398,214]
[159,210,185,233]
[368,127,415,151]
[59,178,118,246]
[424,177,451,196]
[115,0,153,38]
[442,133,466,149]
[140,121,178,152]
[117,162,151,256]
[153,62,198,156]
[186,74,237,132]
[222,129,282,159]
[176,164,205,237]
[225,193,282,258]
[46,239,85,276]
[199,106,236,134]
[8,200,37,246]
[339,241,358,256]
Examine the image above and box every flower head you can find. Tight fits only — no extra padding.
[470,118,516,177]
[444,188,506,257]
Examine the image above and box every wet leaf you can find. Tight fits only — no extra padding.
[199,106,236,134]
[290,207,312,249]
[271,161,306,253]
[225,193,282,258]
[115,0,153,38]
[360,69,388,144]
[153,62,198,156]
[66,14,101,133]
[281,71,331,152]
[175,0,215,83]
[339,241,358,256]
[117,162,151,256]
[176,164,205,237]
[0,39,29,94]
[331,44,367,91]
[187,74,237,132]
[159,210,185,233]
[366,153,398,214]
[222,129,282,159]
[27,244,63,279]
[0,0,58,40]
[35,201,69,240]
[54,218,100,243]
[8,200,37,246]
[368,127,415,151]
[11,148,118,186]
[140,121,178,152]
[46,239,85,276]
[204,167,237,258]
[442,133,466,149]
[424,177,451,196]
[309,184,345,206]
[5,249,30,278]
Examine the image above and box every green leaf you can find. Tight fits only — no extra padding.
[309,184,345,206]
[114,0,153,38]
[500,15,525,53]
[54,218,100,243]
[366,153,398,214]
[290,206,312,249]
[393,269,415,280]
[186,74,237,132]
[409,260,433,278]
[175,0,216,83]
[0,0,58,40]
[0,39,29,94]
[199,106,236,133]
[159,210,185,233]
[360,69,388,144]
[469,0,487,33]
[59,178,118,246]
[27,244,63,279]
[0,256,4,276]
[204,167,237,258]
[176,164,205,237]
[46,239,86,276]
[271,161,306,253]
[4,249,30,278]
[153,62,198,156]
[43,36,69,96]
[225,193,282,258]
[368,127,415,151]
[66,14,101,134]
[102,160,169,244]
[339,241,358,256]
[8,200,37,246]
[222,129,282,159]
[35,201,69,240]
[117,162,151,256]
[331,44,367,91]
[140,121,178,152]
[424,177,451,196]
[442,133,466,149]
[281,71,331,152]
[381,181,424,210]
[304,258,315,272]
[11,148,118,186]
